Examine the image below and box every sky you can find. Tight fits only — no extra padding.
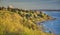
[0,0,60,10]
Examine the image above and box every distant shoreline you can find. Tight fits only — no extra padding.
[33,9,60,11]
[39,18,56,24]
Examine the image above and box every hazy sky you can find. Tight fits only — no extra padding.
[0,0,60,9]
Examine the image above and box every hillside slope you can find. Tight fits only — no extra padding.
[0,9,54,35]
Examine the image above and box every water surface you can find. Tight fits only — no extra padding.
[41,11,60,35]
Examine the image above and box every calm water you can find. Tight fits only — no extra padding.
[41,11,60,35]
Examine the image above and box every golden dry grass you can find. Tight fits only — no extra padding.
[0,10,54,35]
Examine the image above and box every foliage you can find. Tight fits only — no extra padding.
[0,10,54,35]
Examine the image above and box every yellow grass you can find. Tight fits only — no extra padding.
[0,10,54,35]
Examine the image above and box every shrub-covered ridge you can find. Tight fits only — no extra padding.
[0,6,54,35]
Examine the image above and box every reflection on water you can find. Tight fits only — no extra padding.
[41,11,60,35]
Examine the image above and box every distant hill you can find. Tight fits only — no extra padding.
[37,9,60,11]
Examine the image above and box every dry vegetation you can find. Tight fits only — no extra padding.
[0,7,54,35]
